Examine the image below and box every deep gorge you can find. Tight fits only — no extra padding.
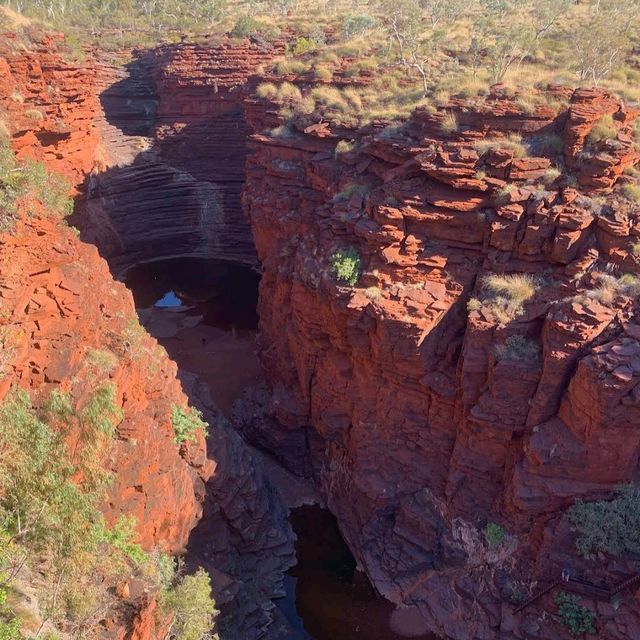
[3,24,640,640]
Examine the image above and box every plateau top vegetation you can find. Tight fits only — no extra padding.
[2,0,640,120]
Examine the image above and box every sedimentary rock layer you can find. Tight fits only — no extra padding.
[241,85,640,639]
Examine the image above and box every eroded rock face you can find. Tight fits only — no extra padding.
[241,86,640,638]
[77,40,283,276]
[1,34,294,640]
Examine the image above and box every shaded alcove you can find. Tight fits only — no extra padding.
[278,506,437,640]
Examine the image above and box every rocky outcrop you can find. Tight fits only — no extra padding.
[241,85,640,639]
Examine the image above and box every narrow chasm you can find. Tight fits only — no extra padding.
[70,43,430,640]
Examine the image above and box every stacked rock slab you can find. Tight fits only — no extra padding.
[242,85,640,639]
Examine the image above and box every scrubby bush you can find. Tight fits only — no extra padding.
[495,335,540,362]
[440,112,458,134]
[475,134,527,159]
[171,404,209,444]
[335,139,356,156]
[483,522,506,549]
[333,182,369,203]
[483,273,538,306]
[568,485,640,557]
[555,592,596,636]
[292,36,315,55]
[622,183,640,203]
[313,65,333,82]
[0,385,143,629]
[274,60,309,75]
[230,15,276,39]
[0,142,73,230]
[583,272,640,305]
[478,273,540,325]
[341,13,377,39]
[330,247,361,286]
[256,82,278,100]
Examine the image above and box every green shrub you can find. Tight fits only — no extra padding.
[555,592,596,636]
[292,36,315,55]
[622,183,640,203]
[341,13,377,39]
[587,114,617,144]
[0,142,73,230]
[568,485,640,556]
[230,15,274,38]
[483,522,506,548]
[97,516,146,566]
[495,335,540,362]
[330,248,361,286]
[171,404,208,444]
[161,568,216,640]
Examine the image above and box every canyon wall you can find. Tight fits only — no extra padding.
[0,30,294,640]
[78,39,283,276]
[241,86,640,638]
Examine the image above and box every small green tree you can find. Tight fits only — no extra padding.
[568,485,640,556]
[162,568,217,640]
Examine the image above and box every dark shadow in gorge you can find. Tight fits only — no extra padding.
[71,48,256,277]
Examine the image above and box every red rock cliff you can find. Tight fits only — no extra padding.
[1,31,295,640]
[241,85,640,639]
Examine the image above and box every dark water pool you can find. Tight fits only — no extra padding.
[279,507,437,640]
[124,257,260,331]
[124,260,436,640]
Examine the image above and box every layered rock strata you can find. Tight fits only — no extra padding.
[1,32,294,639]
[78,40,283,276]
[241,85,640,639]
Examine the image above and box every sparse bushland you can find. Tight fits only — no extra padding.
[568,485,640,557]
[0,384,216,638]
[0,386,128,634]
[554,592,596,636]
[330,247,361,286]
[171,404,209,444]
[0,142,73,231]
